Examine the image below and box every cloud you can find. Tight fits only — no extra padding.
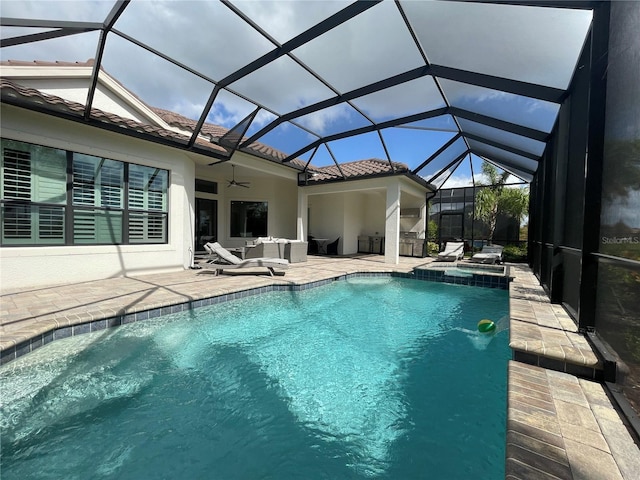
[351,76,446,122]
[231,1,348,45]
[291,1,424,93]
[402,1,592,90]
[297,103,363,136]
[602,190,640,228]
[1,0,113,23]
[437,172,471,188]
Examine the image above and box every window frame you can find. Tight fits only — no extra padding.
[229,200,268,238]
[1,138,169,246]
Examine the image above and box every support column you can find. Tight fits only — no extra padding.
[578,1,610,330]
[385,183,400,264]
[420,202,428,256]
[296,190,308,241]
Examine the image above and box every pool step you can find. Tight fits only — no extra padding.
[509,273,604,381]
[413,265,511,289]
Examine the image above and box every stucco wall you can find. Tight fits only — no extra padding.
[362,192,387,236]
[0,106,194,290]
[343,193,364,254]
[220,175,298,248]
[309,193,345,253]
[308,191,387,255]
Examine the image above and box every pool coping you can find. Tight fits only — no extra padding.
[1,257,638,478]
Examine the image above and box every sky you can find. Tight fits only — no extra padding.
[0,0,593,187]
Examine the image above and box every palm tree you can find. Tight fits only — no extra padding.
[474,162,529,244]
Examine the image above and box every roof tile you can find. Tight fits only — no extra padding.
[1,68,420,184]
[0,79,226,154]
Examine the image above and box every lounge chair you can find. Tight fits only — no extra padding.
[202,242,289,276]
[470,245,503,264]
[436,242,465,262]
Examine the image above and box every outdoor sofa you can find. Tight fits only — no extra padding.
[244,237,308,263]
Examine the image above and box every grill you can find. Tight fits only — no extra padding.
[399,232,424,257]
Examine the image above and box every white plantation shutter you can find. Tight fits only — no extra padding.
[74,210,122,244]
[2,149,33,241]
[3,146,66,203]
[128,165,167,243]
[72,154,124,243]
[33,147,67,203]
[73,159,96,206]
[100,162,123,207]
[2,139,167,246]
[2,148,31,201]
[1,143,66,244]
[128,166,145,210]
[38,206,65,240]
[73,155,123,208]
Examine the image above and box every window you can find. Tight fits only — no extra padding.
[1,141,66,245]
[128,164,168,243]
[195,179,218,194]
[72,154,124,244]
[1,138,169,246]
[230,201,267,238]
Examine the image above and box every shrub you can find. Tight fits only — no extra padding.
[502,244,527,262]
[427,241,439,255]
[427,220,438,242]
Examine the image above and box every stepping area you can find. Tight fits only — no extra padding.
[507,265,639,479]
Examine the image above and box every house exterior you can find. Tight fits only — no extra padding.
[0,61,432,289]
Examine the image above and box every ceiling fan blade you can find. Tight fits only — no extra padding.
[228,165,250,188]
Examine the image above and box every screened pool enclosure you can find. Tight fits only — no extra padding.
[1,1,639,427]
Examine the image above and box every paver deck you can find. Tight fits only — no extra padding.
[1,255,638,478]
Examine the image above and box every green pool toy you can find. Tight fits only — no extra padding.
[477,319,496,333]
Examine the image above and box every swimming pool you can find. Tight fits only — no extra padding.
[0,277,510,479]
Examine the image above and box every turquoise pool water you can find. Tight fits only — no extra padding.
[0,277,510,479]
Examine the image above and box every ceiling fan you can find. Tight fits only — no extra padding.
[227,165,250,188]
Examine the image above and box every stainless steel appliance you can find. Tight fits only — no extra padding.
[399,231,425,257]
[357,235,385,254]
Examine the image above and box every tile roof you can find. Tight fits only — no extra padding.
[308,158,410,182]
[149,107,307,169]
[0,62,427,187]
[1,60,290,165]
[0,78,227,154]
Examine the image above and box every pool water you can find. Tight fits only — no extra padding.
[426,264,507,276]
[0,277,510,479]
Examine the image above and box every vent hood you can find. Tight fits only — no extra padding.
[400,208,421,218]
